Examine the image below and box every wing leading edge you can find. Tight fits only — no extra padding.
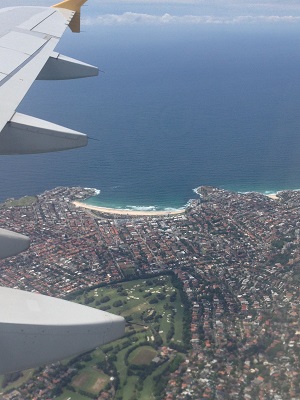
[0,1,125,374]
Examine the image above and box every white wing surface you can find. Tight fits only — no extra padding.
[0,1,125,374]
[0,0,98,155]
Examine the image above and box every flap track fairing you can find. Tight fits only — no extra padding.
[0,113,88,154]
[37,52,99,80]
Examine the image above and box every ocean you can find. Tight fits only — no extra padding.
[2,18,300,210]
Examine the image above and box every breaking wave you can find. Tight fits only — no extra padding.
[126,205,157,211]
[84,187,101,195]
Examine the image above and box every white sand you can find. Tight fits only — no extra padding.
[72,201,185,216]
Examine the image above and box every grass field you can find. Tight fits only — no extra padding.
[129,346,157,365]
[1,196,37,208]
[121,375,139,400]
[173,298,184,343]
[72,367,109,394]
[57,389,90,400]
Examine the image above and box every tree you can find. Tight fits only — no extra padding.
[100,295,110,303]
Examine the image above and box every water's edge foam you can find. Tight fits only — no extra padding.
[80,186,300,212]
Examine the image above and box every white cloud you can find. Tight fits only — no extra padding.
[83,12,300,26]
[93,0,300,11]
[94,0,299,4]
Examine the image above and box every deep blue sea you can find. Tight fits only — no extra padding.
[2,19,300,210]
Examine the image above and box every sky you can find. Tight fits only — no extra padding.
[92,1,300,25]
[1,0,300,24]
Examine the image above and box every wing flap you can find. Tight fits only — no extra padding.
[0,47,28,75]
[0,31,47,77]
[0,31,45,55]
[0,37,58,133]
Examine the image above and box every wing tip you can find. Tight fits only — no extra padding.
[52,0,87,32]
[52,0,88,12]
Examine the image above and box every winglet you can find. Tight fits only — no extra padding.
[52,0,87,13]
[52,0,87,32]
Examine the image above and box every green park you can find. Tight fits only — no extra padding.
[0,274,191,400]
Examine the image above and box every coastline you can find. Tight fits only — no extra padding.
[193,186,283,201]
[74,184,295,217]
[74,187,283,217]
[72,201,186,216]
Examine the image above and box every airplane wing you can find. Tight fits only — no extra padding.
[0,287,125,374]
[0,0,98,156]
[0,0,99,256]
[0,0,125,374]
[0,0,98,255]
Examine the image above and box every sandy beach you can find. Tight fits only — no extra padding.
[72,201,185,216]
[265,193,279,200]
